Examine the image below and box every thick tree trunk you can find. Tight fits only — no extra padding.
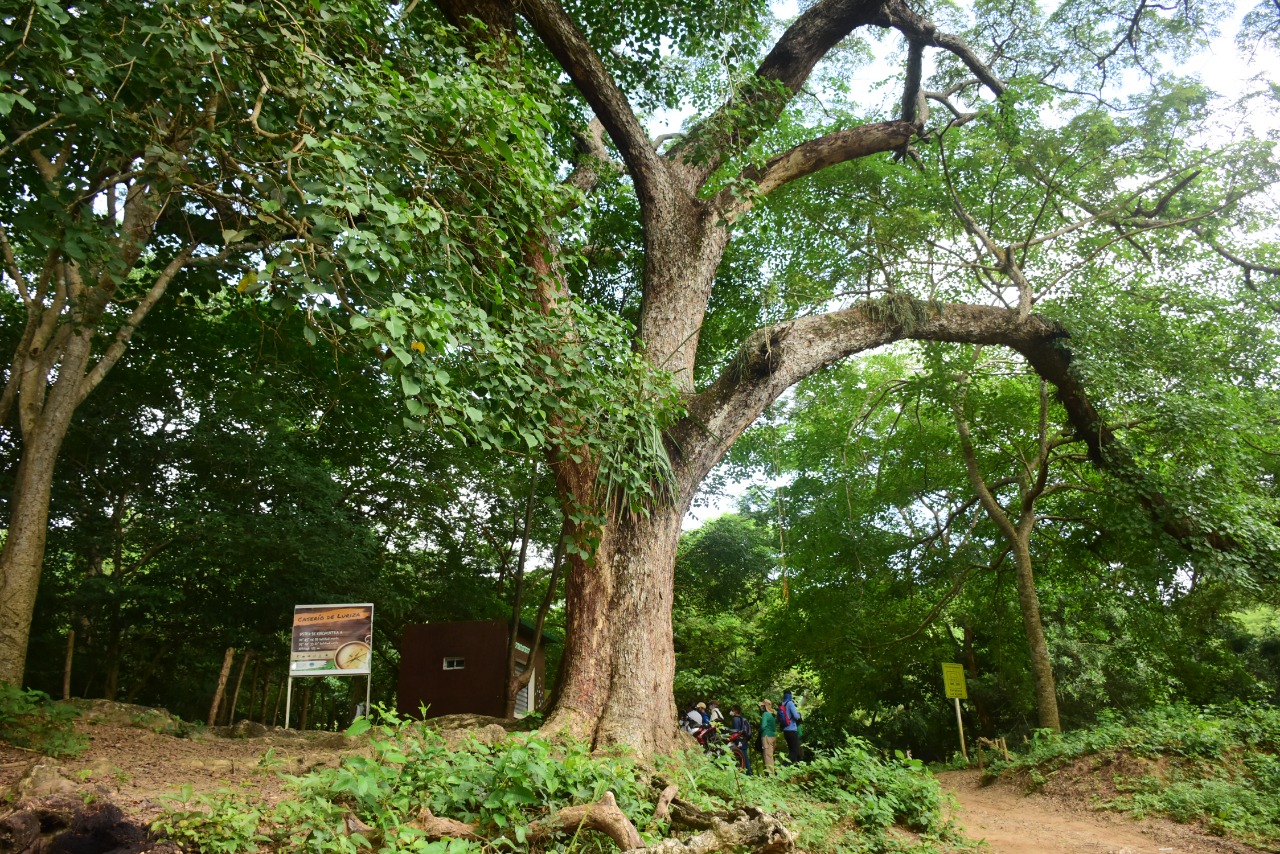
[0,332,94,686]
[542,502,689,755]
[1011,539,1061,732]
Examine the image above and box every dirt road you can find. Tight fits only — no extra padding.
[938,770,1262,854]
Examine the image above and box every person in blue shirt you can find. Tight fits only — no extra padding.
[728,705,752,773]
[778,691,802,763]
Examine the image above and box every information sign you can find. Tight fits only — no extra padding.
[290,604,374,676]
[941,662,968,699]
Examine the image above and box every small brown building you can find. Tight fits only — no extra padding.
[397,620,551,720]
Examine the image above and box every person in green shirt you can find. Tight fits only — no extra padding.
[758,699,778,773]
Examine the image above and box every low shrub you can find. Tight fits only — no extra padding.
[0,683,87,757]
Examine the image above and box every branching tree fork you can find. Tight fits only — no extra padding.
[429,0,1265,754]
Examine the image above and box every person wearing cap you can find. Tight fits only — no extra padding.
[698,701,710,727]
[759,699,778,773]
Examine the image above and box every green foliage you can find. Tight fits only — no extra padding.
[159,710,655,853]
[0,684,86,757]
[994,704,1280,848]
[157,711,959,854]
[658,739,961,853]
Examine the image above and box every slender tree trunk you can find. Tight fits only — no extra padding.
[247,656,262,725]
[208,646,235,726]
[503,473,539,718]
[1011,539,1061,731]
[963,620,995,735]
[125,655,160,705]
[271,675,284,727]
[300,685,311,730]
[62,631,74,700]
[228,650,252,726]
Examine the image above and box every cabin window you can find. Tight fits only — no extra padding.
[443,657,465,670]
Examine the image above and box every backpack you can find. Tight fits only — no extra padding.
[735,715,752,741]
[778,701,799,728]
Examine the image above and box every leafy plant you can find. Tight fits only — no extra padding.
[0,684,87,757]
[157,711,962,853]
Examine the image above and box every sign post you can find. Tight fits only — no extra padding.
[941,662,968,761]
[285,604,374,729]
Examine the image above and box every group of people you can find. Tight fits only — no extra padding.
[681,691,803,773]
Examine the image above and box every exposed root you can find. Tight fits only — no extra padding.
[530,791,644,850]
[653,784,679,823]
[642,807,796,854]
[342,788,795,854]
[410,807,484,841]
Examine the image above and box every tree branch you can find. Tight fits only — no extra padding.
[717,121,916,219]
[77,244,196,405]
[952,375,1021,543]
[665,0,888,185]
[517,0,665,199]
[879,0,1006,96]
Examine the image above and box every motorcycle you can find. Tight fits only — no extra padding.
[684,722,725,755]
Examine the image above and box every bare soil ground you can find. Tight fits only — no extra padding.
[939,769,1269,854]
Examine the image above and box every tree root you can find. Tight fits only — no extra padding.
[643,806,795,854]
[530,791,644,850]
[653,784,679,823]
[344,789,797,854]
[411,807,484,840]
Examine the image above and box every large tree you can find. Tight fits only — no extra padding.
[0,0,659,684]
[430,0,1279,756]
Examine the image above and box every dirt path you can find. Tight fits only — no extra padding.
[939,770,1263,854]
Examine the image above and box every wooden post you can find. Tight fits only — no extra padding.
[246,656,262,725]
[208,647,236,727]
[62,630,75,700]
[299,684,311,731]
[954,698,968,761]
[272,675,284,726]
[227,650,253,727]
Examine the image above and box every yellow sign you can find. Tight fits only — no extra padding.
[941,663,968,699]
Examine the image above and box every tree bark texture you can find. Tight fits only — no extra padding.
[1011,540,1061,732]
[0,330,94,685]
[543,505,688,755]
